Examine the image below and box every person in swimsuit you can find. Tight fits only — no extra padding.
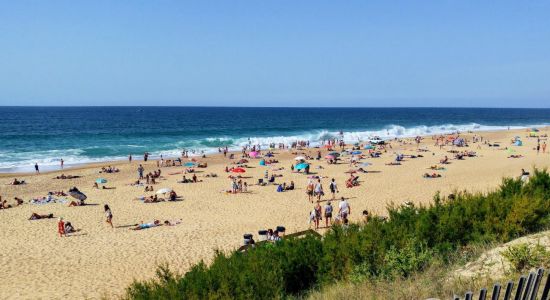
[313,202,322,229]
[58,217,66,237]
[329,178,338,200]
[104,204,113,228]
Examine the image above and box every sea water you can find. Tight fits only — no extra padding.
[0,107,549,172]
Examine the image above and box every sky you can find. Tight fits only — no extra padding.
[0,1,549,107]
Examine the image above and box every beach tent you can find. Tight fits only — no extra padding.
[295,163,309,170]
[69,190,87,201]
[156,188,172,194]
[96,178,107,184]
[232,167,246,173]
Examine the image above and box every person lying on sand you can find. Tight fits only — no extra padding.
[54,174,80,179]
[508,154,524,158]
[14,197,24,206]
[423,173,442,178]
[143,195,164,203]
[429,165,445,170]
[29,213,54,220]
[68,199,86,207]
[130,219,181,230]
[440,156,449,164]
[385,162,401,166]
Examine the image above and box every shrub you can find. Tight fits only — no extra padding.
[502,243,550,273]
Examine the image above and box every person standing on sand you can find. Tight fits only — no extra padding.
[324,201,333,227]
[543,142,547,154]
[138,164,144,179]
[34,163,39,174]
[314,179,323,201]
[129,154,132,163]
[60,158,64,169]
[104,204,113,228]
[58,217,66,237]
[338,197,351,219]
[329,178,338,199]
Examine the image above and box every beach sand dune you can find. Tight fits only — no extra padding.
[0,128,549,299]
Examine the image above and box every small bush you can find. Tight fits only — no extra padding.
[502,243,550,273]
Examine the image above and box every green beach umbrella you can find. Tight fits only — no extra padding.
[96,178,107,184]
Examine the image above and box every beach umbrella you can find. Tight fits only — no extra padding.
[69,190,87,201]
[231,167,246,173]
[249,151,259,158]
[364,145,374,150]
[351,150,362,155]
[325,154,335,160]
[156,188,172,194]
[328,151,340,157]
[96,178,107,184]
[360,162,372,167]
[294,156,306,161]
[295,163,309,170]
[184,162,196,167]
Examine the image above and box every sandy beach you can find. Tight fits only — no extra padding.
[0,127,549,299]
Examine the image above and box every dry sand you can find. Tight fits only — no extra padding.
[0,127,549,299]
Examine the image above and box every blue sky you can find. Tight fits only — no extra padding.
[1,1,549,107]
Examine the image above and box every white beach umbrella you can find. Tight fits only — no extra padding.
[294,156,306,161]
[156,188,172,194]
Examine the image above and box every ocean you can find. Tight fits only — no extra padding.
[1,107,549,173]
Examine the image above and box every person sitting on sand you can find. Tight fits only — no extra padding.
[286,181,295,191]
[14,197,24,206]
[29,213,54,220]
[440,156,449,164]
[1,199,12,209]
[11,178,25,185]
[169,190,177,201]
[64,221,76,234]
[93,182,99,189]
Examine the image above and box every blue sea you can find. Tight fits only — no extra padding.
[1,107,549,173]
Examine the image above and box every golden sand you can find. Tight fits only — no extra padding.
[0,128,549,299]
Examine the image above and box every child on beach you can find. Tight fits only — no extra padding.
[58,217,66,237]
[104,204,113,228]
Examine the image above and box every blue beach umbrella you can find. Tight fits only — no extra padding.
[351,150,362,155]
[96,178,107,184]
[295,163,309,170]
[184,162,196,167]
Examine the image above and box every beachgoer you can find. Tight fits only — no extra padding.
[35,163,39,174]
[58,217,66,237]
[29,213,54,220]
[324,201,333,227]
[314,202,322,229]
[60,158,64,169]
[329,178,338,199]
[138,164,144,179]
[338,197,350,219]
[314,179,323,201]
[104,204,113,228]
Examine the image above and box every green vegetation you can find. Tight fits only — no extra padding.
[125,169,550,300]
[503,242,550,273]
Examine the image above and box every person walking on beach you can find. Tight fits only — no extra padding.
[314,179,323,201]
[338,197,351,219]
[543,142,547,154]
[34,163,39,174]
[138,164,144,179]
[57,217,66,237]
[324,201,333,227]
[329,178,338,199]
[104,204,113,228]
[60,158,64,169]
[129,154,132,163]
